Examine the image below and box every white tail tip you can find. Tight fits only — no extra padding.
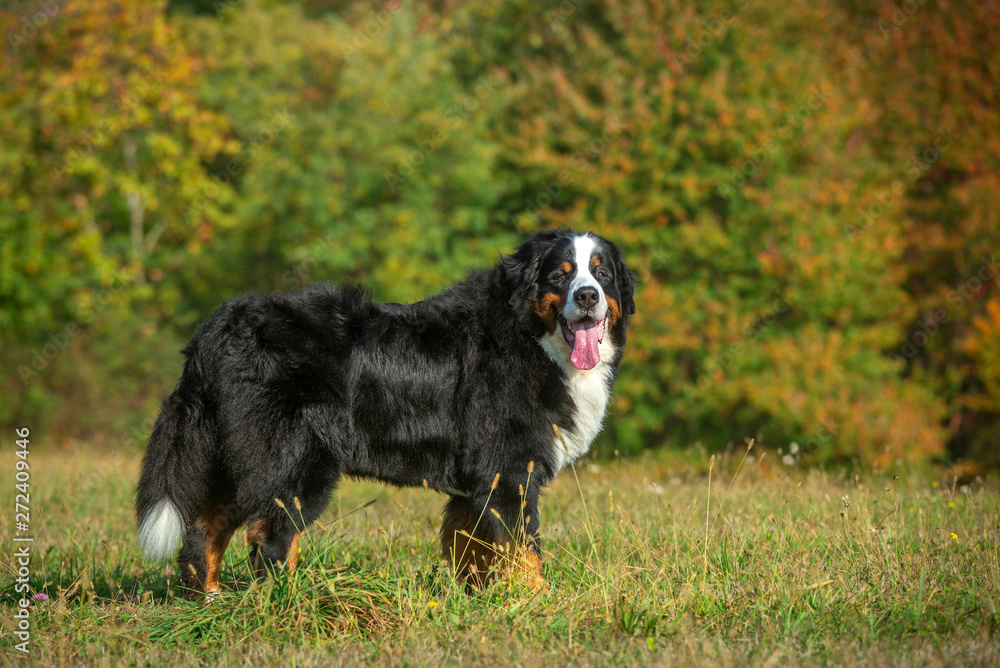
[138,499,183,561]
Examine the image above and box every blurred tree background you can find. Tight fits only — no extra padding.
[1,0,997,468]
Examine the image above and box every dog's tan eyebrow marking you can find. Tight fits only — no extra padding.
[591,256,602,269]
[561,261,572,274]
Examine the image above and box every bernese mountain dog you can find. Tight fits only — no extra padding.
[136,228,634,596]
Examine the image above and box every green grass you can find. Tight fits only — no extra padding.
[2,445,998,666]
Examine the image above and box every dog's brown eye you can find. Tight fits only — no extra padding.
[596,270,606,279]
[555,275,565,282]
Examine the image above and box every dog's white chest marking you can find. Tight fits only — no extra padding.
[539,332,615,471]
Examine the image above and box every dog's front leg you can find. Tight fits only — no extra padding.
[440,469,544,592]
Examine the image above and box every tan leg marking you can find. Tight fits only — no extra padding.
[285,533,300,570]
[246,517,273,579]
[247,519,298,575]
[515,550,547,592]
[441,498,514,591]
[194,506,237,594]
[246,517,272,547]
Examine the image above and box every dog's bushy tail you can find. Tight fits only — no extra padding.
[136,368,215,561]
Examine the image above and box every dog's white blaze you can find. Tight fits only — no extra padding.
[571,234,601,295]
[539,331,616,471]
[566,234,608,321]
[138,499,184,561]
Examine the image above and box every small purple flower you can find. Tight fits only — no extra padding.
[32,593,48,601]
[166,568,174,576]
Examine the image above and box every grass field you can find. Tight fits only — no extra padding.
[2,444,998,666]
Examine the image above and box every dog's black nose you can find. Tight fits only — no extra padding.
[574,287,599,311]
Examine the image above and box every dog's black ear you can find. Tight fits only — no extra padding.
[503,246,545,307]
[503,230,566,307]
[614,248,636,316]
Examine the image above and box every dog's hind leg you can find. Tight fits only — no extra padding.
[246,516,301,580]
[178,500,238,598]
[242,428,341,581]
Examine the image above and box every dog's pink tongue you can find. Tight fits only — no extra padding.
[570,319,603,370]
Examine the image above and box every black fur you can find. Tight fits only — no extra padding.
[136,229,634,593]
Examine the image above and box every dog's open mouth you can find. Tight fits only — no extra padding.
[559,315,606,370]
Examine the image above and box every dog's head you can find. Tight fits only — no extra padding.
[504,229,635,370]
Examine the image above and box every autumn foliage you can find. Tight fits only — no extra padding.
[1,0,997,467]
